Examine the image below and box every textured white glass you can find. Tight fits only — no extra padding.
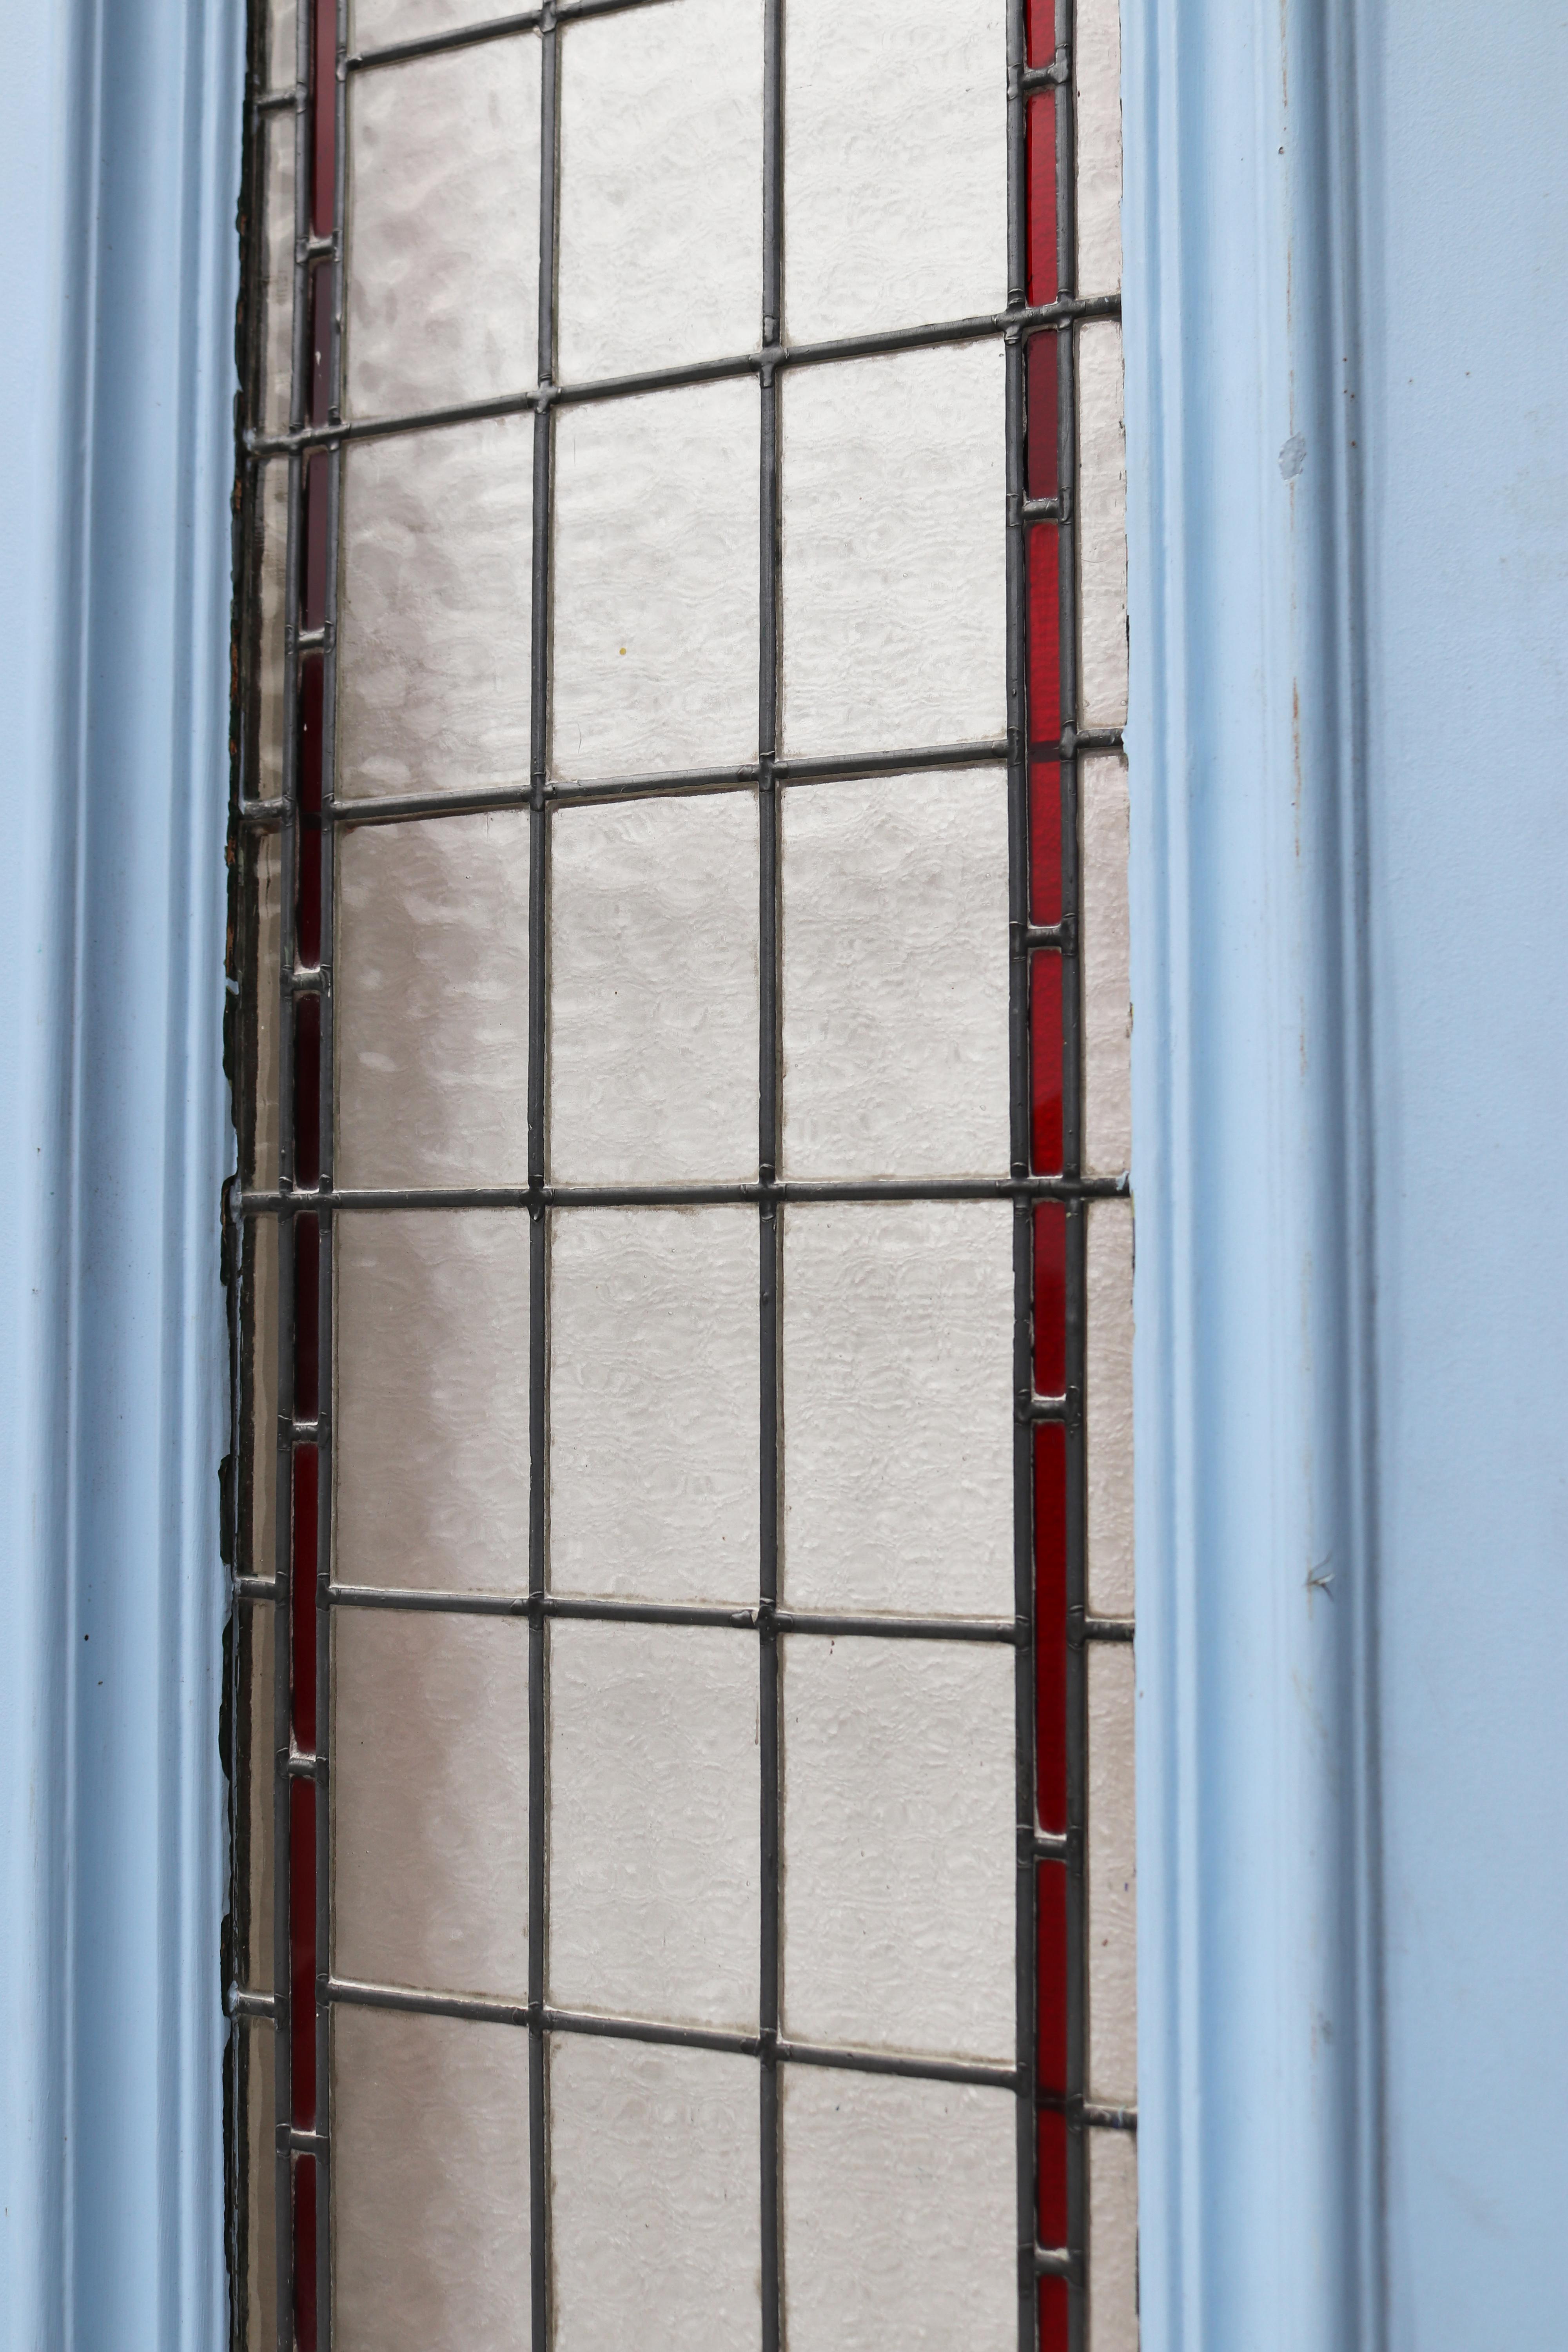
[1077,0,1123,297]
[240,1583,275,1990]
[549,794,758,1183]
[1082,754,1131,1177]
[261,121,294,433]
[339,415,532,801]
[335,1211,529,1593]
[248,829,282,1187]
[336,812,530,1189]
[1086,1199,1134,1617]
[781,2069,1014,2352]
[785,0,1006,343]
[548,1622,759,2027]
[550,1208,759,1606]
[558,0,761,381]
[333,2005,530,2352]
[780,1636,1014,2060]
[256,464,288,803]
[351,0,489,45]
[1078,320,1128,728]
[239,2023,277,2352]
[1089,2130,1140,2352]
[780,343,1007,758]
[333,1610,528,1996]
[247,1217,278,1590]
[551,2036,761,2351]
[781,770,1009,1180]
[552,381,759,778]
[781,1202,1012,1619]
[347,40,539,418]
[266,0,295,90]
[1087,1641,1136,2105]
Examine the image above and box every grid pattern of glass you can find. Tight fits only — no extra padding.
[225,1,1131,2346]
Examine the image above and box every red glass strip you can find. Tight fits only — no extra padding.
[1028,530,1061,749]
[1026,98,1058,307]
[1025,0,1056,69]
[1030,953,1063,1174]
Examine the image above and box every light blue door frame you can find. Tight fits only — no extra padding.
[2,2,1564,2346]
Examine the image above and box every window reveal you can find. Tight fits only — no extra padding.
[227,2,1132,2348]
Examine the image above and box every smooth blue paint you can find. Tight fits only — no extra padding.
[1128,0,1568,2344]
[0,1,242,2345]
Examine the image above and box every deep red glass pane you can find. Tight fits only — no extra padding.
[1027,332,1060,503]
[1029,527,1061,748]
[1026,0,1056,67]
[1033,1203,1066,1396]
[1040,2277,1070,2352]
[291,1443,318,1740]
[1038,2108,1070,2247]
[311,0,335,239]
[1030,953,1063,1173]
[1035,1426,1068,1832]
[1031,764,1062,926]
[1027,96,1058,307]
[1037,1862,1069,2091]
[289,1779,316,2114]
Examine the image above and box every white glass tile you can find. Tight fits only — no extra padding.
[1082,754,1132,1178]
[558,0,762,381]
[335,1211,530,1593]
[347,40,539,419]
[266,0,295,91]
[1078,319,1128,728]
[780,1636,1014,2061]
[1076,0,1123,297]
[239,2022,277,2352]
[333,2005,531,2352]
[781,2068,1015,2352]
[240,1595,275,1990]
[785,0,1007,344]
[780,343,1007,759]
[351,0,491,45]
[552,381,759,779]
[549,1208,759,1606]
[781,770,1009,1180]
[1089,2129,1140,2352]
[247,829,283,1188]
[261,120,294,434]
[256,463,288,804]
[1086,1198,1134,1617]
[549,793,758,1183]
[333,1610,528,1997]
[247,1218,279,1593]
[548,1622,759,2028]
[1088,1641,1136,2107]
[339,414,532,802]
[336,811,530,1190]
[550,2036,760,2352]
[780,1202,1012,1619]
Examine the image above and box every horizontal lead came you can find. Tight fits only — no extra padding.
[236,1173,1130,1214]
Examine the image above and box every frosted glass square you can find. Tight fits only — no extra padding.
[347,39,539,418]
[552,380,759,778]
[336,811,530,1189]
[352,0,493,45]
[333,1610,528,1997]
[780,1637,1014,2062]
[548,1621,758,2027]
[781,343,1006,757]
[550,2036,760,2352]
[781,770,1009,1179]
[558,0,762,381]
[1077,0,1123,299]
[335,1211,529,1592]
[260,120,294,433]
[1088,1641,1136,2105]
[781,1202,1012,1619]
[1079,320,1128,728]
[1082,754,1132,1178]
[1086,1199,1134,1616]
[550,1208,759,1607]
[339,414,532,801]
[549,794,758,1183]
[781,2068,1014,2352]
[333,2005,530,2352]
[785,0,1007,344]
[1089,2130,1140,2352]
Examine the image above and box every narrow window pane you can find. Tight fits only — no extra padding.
[1076,0,1124,298]
[1031,950,1064,1173]
[558,0,762,379]
[781,1637,1014,2062]
[335,1211,530,1595]
[780,343,1007,759]
[1027,93,1058,305]
[346,39,539,418]
[260,120,294,434]
[1088,1642,1137,2106]
[781,1201,1012,1621]
[332,2006,532,2352]
[351,0,495,45]
[781,770,1010,1181]
[1078,319,1129,729]
[1089,2129,1140,2352]
[784,0,1006,343]
[1029,521,1063,743]
[549,1207,759,1610]
[1082,754,1132,1176]
[235,2021,278,2350]
[550,2038,761,2352]
[336,811,530,1191]
[781,2070,1014,2352]
[1086,1199,1134,1617]
[549,794,759,1185]
[548,1623,760,2029]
